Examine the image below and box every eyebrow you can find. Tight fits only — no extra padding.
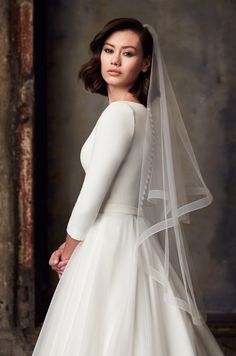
[104,42,137,50]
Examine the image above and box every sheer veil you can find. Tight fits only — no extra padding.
[136,24,213,326]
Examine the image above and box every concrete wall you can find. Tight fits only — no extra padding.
[0,0,35,354]
[0,0,15,334]
[46,0,236,315]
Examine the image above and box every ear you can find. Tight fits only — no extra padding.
[142,55,151,72]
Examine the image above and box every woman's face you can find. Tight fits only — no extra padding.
[100,30,150,91]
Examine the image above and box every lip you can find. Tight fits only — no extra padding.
[107,69,122,75]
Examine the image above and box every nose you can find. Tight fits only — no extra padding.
[110,51,121,66]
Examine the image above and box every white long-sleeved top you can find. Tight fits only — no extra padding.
[66,101,147,240]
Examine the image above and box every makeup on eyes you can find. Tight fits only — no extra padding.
[103,47,135,57]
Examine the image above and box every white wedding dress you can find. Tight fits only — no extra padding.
[33,101,224,356]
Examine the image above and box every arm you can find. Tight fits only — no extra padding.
[49,104,135,272]
[66,102,135,241]
[61,233,81,260]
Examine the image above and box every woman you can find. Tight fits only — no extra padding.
[33,18,224,355]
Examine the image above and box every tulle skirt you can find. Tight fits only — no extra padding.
[33,211,224,356]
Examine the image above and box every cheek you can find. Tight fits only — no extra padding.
[100,54,105,71]
[100,55,109,81]
[100,53,109,69]
[126,60,142,78]
[100,54,104,70]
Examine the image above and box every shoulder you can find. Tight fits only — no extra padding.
[98,101,135,137]
[101,101,135,122]
[104,101,134,114]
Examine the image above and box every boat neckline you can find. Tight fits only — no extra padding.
[108,100,146,108]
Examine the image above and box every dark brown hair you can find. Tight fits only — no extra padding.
[78,18,153,106]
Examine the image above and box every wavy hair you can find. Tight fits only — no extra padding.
[78,18,153,106]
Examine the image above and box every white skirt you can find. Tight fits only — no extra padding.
[33,210,224,356]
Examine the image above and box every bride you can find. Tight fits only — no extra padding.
[33,18,224,355]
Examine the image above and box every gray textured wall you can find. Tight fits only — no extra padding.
[46,0,236,314]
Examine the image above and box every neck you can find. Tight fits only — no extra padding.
[107,86,139,104]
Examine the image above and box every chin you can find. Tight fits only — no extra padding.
[106,78,131,88]
[106,80,124,88]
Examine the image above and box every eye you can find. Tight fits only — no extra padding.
[123,51,134,57]
[123,51,135,57]
[103,47,113,54]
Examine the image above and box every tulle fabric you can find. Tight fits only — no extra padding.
[33,211,223,356]
[137,25,213,326]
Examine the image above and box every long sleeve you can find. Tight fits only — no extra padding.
[66,102,135,240]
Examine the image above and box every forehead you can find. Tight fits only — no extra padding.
[105,30,142,48]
